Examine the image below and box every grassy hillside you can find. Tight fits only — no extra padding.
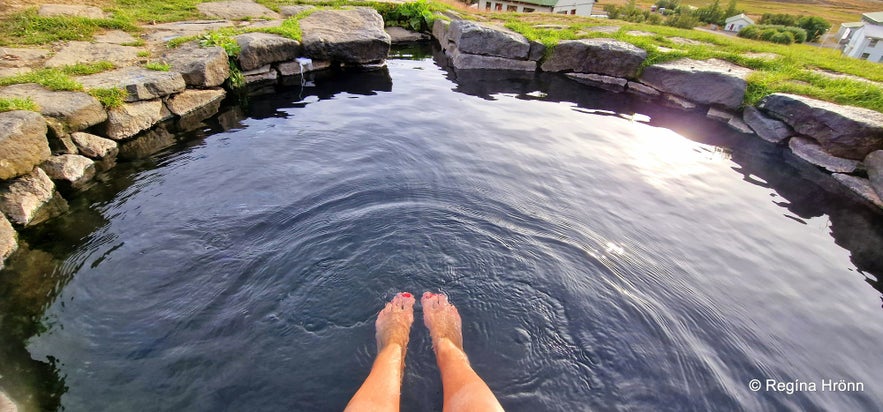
[604,0,883,28]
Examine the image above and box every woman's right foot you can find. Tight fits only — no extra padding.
[421,292,464,351]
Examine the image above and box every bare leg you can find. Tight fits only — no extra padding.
[422,292,504,412]
[345,292,416,412]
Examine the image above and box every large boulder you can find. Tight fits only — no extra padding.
[78,67,187,102]
[0,84,107,135]
[432,19,451,47]
[0,212,16,269]
[0,167,66,227]
[235,33,301,71]
[448,20,530,60]
[450,49,537,71]
[742,106,791,143]
[0,111,50,180]
[161,42,230,88]
[196,1,279,20]
[71,132,118,159]
[45,42,140,68]
[542,39,646,78]
[118,127,176,160]
[758,93,883,160]
[640,58,751,110]
[103,99,165,140]
[165,88,226,117]
[300,8,391,64]
[789,136,860,173]
[40,154,96,188]
[866,150,883,200]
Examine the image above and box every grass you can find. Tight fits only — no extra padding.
[0,97,39,113]
[497,13,883,111]
[603,0,881,29]
[0,9,137,46]
[88,87,127,108]
[0,61,115,92]
[145,62,170,71]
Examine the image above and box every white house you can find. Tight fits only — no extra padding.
[724,13,754,32]
[839,12,883,62]
[480,0,595,16]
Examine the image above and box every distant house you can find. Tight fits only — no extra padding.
[839,12,883,62]
[480,0,595,16]
[724,14,754,32]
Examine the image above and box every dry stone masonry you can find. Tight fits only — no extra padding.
[2,7,883,272]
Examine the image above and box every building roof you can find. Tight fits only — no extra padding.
[515,0,565,7]
[841,21,863,28]
[862,11,883,24]
[725,13,754,24]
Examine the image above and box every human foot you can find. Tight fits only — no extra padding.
[421,292,464,351]
[375,292,416,352]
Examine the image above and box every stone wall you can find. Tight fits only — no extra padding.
[0,8,392,269]
[433,19,883,210]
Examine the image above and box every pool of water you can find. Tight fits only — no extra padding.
[1,46,882,411]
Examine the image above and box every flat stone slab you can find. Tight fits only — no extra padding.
[0,213,16,269]
[0,47,50,68]
[280,5,315,17]
[448,20,530,60]
[585,26,620,34]
[197,1,279,20]
[743,52,779,61]
[71,132,118,159]
[626,30,654,37]
[742,106,791,143]
[162,42,230,87]
[235,32,300,71]
[627,81,660,97]
[0,84,107,134]
[78,67,186,102]
[450,50,537,71]
[832,173,883,209]
[45,42,140,68]
[566,72,627,92]
[0,68,32,77]
[104,99,165,140]
[166,88,226,117]
[277,59,332,76]
[706,107,733,122]
[0,111,50,181]
[94,30,139,45]
[41,154,95,188]
[670,37,711,46]
[758,93,883,160]
[386,27,431,43]
[300,8,391,64]
[0,167,63,227]
[789,136,860,173]
[543,39,646,78]
[38,4,105,19]
[727,116,753,134]
[866,150,883,200]
[143,20,234,43]
[640,58,751,110]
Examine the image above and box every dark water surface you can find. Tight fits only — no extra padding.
[1,46,882,411]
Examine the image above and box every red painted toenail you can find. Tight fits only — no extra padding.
[402,292,412,298]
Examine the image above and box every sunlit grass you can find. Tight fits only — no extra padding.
[0,97,39,113]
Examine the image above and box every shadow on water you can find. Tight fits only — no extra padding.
[0,43,881,410]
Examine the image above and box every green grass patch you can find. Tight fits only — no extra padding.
[0,69,82,91]
[123,39,147,47]
[88,87,127,109]
[0,9,137,46]
[59,61,117,75]
[145,62,171,71]
[0,97,39,113]
[137,50,151,58]
[112,0,204,23]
